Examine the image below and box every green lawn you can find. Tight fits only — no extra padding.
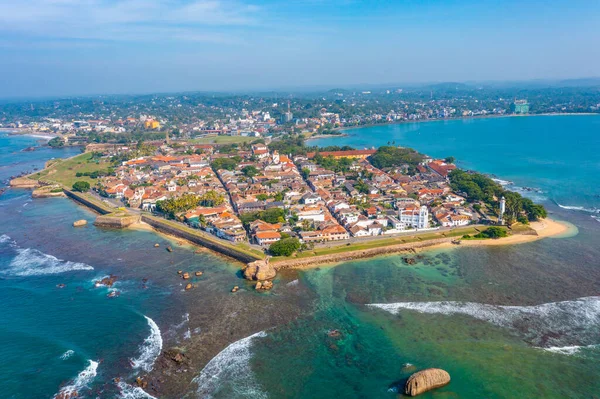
[190,135,257,145]
[29,152,112,188]
[270,225,522,262]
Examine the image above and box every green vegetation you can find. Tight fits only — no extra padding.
[75,168,114,179]
[239,208,285,225]
[369,146,424,171]
[72,181,91,192]
[29,152,112,187]
[269,237,301,256]
[313,154,353,173]
[48,137,65,147]
[242,165,259,177]
[463,226,508,240]
[449,169,547,223]
[156,191,225,217]
[211,156,241,171]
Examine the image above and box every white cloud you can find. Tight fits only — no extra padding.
[0,0,259,44]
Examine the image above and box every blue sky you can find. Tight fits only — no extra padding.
[1,0,599,97]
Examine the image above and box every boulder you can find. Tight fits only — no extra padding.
[405,368,451,397]
[95,275,117,288]
[185,283,193,290]
[255,281,263,290]
[231,286,239,293]
[182,272,190,280]
[195,271,203,276]
[243,260,276,281]
[154,243,160,247]
[73,219,87,227]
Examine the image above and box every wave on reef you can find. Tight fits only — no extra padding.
[556,203,600,214]
[60,350,75,360]
[117,381,158,399]
[3,247,94,276]
[53,360,98,398]
[130,316,163,373]
[540,344,600,356]
[192,331,268,399]
[368,297,600,352]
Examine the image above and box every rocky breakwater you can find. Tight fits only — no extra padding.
[243,259,276,291]
[32,185,66,198]
[94,211,140,229]
[405,368,451,396]
[9,177,39,188]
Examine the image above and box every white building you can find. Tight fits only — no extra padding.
[398,206,429,229]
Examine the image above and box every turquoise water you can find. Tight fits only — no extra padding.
[312,115,600,210]
[2,118,600,399]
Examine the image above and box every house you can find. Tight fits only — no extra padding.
[255,231,281,246]
[349,225,370,237]
[301,192,322,205]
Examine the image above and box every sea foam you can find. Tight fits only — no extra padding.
[53,360,98,398]
[117,381,158,399]
[556,203,600,213]
[193,331,268,399]
[131,316,163,372]
[3,247,94,276]
[368,297,600,351]
[60,350,75,360]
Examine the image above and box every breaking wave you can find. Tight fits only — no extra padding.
[117,381,158,399]
[2,245,94,276]
[3,247,94,276]
[0,233,15,244]
[60,350,75,360]
[131,316,163,373]
[193,331,268,399]
[368,297,600,351]
[53,360,98,398]
[540,344,600,356]
[556,203,600,214]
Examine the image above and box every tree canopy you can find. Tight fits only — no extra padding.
[72,181,90,192]
[269,237,300,256]
[369,146,424,169]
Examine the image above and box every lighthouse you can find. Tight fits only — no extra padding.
[498,196,506,225]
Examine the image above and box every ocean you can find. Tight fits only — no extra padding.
[1,115,599,399]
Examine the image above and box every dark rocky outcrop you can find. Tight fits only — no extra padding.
[405,368,451,396]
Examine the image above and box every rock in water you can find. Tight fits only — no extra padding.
[243,259,276,281]
[405,368,450,396]
[73,219,87,227]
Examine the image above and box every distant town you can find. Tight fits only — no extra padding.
[1,84,599,148]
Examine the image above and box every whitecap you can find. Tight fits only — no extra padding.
[193,331,268,399]
[117,381,158,399]
[368,297,600,350]
[53,360,98,398]
[4,247,94,276]
[0,234,17,247]
[60,350,75,360]
[540,344,599,355]
[131,316,163,373]
[556,203,600,213]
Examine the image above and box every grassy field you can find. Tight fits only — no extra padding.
[29,152,112,188]
[269,225,523,262]
[190,135,257,145]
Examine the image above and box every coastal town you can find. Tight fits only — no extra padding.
[50,134,529,260]
[2,83,599,146]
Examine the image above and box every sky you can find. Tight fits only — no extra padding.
[0,0,599,98]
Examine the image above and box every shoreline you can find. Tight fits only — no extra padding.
[271,218,572,270]
[307,112,599,138]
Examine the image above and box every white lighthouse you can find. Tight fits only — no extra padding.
[498,196,506,225]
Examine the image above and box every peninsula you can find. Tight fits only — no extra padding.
[14,132,562,272]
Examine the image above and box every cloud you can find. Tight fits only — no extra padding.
[0,0,259,44]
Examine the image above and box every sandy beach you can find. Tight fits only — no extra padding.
[435,218,573,250]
